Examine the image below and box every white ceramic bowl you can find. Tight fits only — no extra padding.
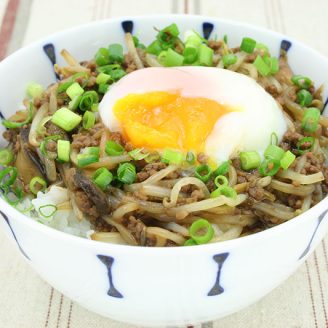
[0,15,328,327]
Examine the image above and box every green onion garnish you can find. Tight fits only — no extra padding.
[0,166,18,187]
[186,151,196,165]
[128,148,149,160]
[57,140,70,163]
[26,82,44,98]
[198,44,214,66]
[213,161,230,176]
[79,91,99,112]
[240,37,256,53]
[210,185,237,199]
[57,81,74,94]
[109,69,126,81]
[157,23,179,49]
[264,144,285,161]
[105,140,124,156]
[271,132,278,146]
[40,135,61,158]
[29,176,47,195]
[183,47,198,64]
[68,95,82,111]
[163,48,184,67]
[254,55,270,76]
[259,158,280,176]
[51,107,82,132]
[280,150,296,170]
[222,54,237,67]
[291,75,312,89]
[189,218,214,244]
[96,72,111,85]
[117,162,136,184]
[93,167,113,190]
[98,83,109,94]
[77,154,99,167]
[297,89,313,107]
[39,204,57,219]
[2,102,33,129]
[95,47,110,66]
[161,149,184,165]
[82,146,100,157]
[146,40,163,55]
[184,238,197,246]
[82,111,96,129]
[66,82,84,100]
[263,55,279,74]
[0,148,14,165]
[194,164,212,182]
[214,175,229,188]
[255,43,269,54]
[240,151,261,171]
[301,108,320,133]
[296,136,315,154]
[108,44,124,64]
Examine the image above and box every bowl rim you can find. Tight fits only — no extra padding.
[0,14,327,253]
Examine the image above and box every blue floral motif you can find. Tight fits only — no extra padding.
[202,22,214,40]
[299,209,328,260]
[0,211,30,260]
[43,43,59,80]
[208,252,229,296]
[121,20,134,34]
[280,40,292,53]
[97,255,123,298]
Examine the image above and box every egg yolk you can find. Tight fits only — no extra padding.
[113,91,233,152]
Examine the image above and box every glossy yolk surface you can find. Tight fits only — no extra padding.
[113,91,234,152]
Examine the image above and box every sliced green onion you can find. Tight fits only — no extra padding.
[161,149,184,164]
[91,104,99,112]
[255,43,269,54]
[108,44,124,63]
[82,111,95,129]
[163,48,184,67]
[291,75,312,89]
[2,102,33,129]
[210,185,237,199]
[157,23,179,49]
[66,82,84,100]
[301,107,320,133]
[39,204,57,219]
[82,146,100,157]
[109,69,126,81]
[214,175,229,188]
[222,54,237,67]
[93,167,113,190]
[198,44,214,66]
[40,135,61,158]
[259,158,280,176]
[57,81,74,94]
[271,132,278,146]
[183,47,198,64]
[240,151,261,171]
[4,187,23,206]
[26,82,44,98]
[280,150,296,170]
[105,140,124,156]
[95,47,110,66]
[68,95,82,111]
[77,154,99,167]
[189,218,214,244]
[297,136,315,154]
[96,72,111,85]
[98,83,109,94]
[264,144,285,161]
[263,55,279,74]
[0,148,14,165]
[29,176,47,195]
[146,40,162,55]
[51,107,82,131]
[194,164,212,182]
[145,152,161,163]
[297,89,313,107]
[117,162,136,184]
[79,91,99,112]
[186,151,196,165]
[223,34,228,44]
[240,37,256,53]
[184,238,197,246]
[128,148,149,160]
[57,140,70,162]
[213,161,230,176]
[0,167,17,187]
[254,55,270,76]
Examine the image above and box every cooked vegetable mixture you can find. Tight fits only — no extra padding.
[1,24,327,246]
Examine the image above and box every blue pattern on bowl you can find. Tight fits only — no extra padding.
[208,252,229,296]
[43,43,59,80]
[121,20,134,34]
[202,22,214,40]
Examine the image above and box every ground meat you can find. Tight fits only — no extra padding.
[247,185,265,201]
[208,40,223,52]
[136,162,167,182]
[45,140,57,153]
[265,85,280,98]
[287,195,303,209]
[94,217,116,232]
[46,121,67,138]
[74,190,99,222]
[71,122,105,150]
[124,53,137,73]
[122,215,146,244]
[197,152,208,164]
[108,131,125,146]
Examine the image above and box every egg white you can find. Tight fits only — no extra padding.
[99,67,287,162]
